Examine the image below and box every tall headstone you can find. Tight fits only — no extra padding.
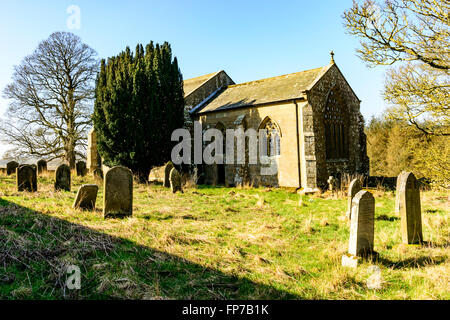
[7,161,19,175]
[55,164,71,191]
[342,190,374,267]
[395,171,408,214]
[87,128,101,173]
[76,161,87,177]
[327,176,336,192]
[103,166,133,218]
[396,172,423,244]
[169,167,183,193]
[73,184,98,210]
[16,165,37,192]
[347,179,362,220]
[163,162,174,188]
[37,160,47,175]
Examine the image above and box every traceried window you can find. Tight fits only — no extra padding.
[324,89,349,160]
[259,117,281,157]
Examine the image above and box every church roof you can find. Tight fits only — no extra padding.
[192,65,331,114]
[183,71,223,97]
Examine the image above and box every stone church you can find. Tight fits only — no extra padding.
[88,54,369,191]
[183,55,369,191]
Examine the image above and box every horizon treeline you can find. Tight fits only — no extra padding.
[366,116,449,189]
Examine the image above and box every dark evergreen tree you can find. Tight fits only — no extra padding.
[93,42,184,181]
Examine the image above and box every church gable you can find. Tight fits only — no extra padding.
[183,70,234,110]
[305,62,368,187]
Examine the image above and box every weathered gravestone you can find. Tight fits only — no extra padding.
[395,171,408,214]
[169,167,183,193]
[54,164,71,191]
[76,161,87,177]
[37,160,47,175]
[163,162,174,188]
[87,128,101,172]
[396,172,423,244]
[16,164,37,192]
[103,166,133,218]
[73,184,98,210]
[7,161,19,175]
[347,179,362,220]
[342,190,374,268]
[327,176,336,192]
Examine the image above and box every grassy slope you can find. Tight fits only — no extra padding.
[0,172,448,300]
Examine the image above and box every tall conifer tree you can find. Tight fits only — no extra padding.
[93,42,184,181]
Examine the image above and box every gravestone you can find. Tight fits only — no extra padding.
[347,179,362,220]
[396,172,423,244]
[169,167,183,193]
[395,171,408,214]
[37,160,47,175]
[103,166,133,218]
[73,184,98,210]
[342,190,374,267]
[87,128,101,172]
[76,161,87,177]
[7,161,19,175]
[16,164,37,192]
[55,164,71,191]
[163,162,174,188]
[327,176,336,192]
[93,168,103,180]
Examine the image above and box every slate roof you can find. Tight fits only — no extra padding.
[183,71,223,97]
[193,65,331,114]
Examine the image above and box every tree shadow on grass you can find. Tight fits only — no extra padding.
[375,255,447,270]
[0,199,298,300]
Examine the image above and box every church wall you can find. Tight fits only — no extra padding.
[196,101,302,188]
[185,72,234,113]
[184,71,235,134]
[307,64,367,189]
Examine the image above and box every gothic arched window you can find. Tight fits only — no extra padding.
[259,117,281,157]
[324,89,349,159]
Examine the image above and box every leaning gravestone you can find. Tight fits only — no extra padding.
[55,164,71,191]
[342,190,374,268]
[76,161,87,177]
[73,184,98,210]
[169,167,183,193]
[37,160,47,175]
[7,161,19,175]
[103,166,133,218]
[163,162,174,188]
[347,179,362,220]
[396,172,423,244]
[17,164,37,192]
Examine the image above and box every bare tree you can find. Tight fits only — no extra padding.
[343,0,449,136]
[2,32,98,167]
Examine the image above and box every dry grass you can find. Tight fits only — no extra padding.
[0,170,448,300]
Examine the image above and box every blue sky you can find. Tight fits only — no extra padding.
[0,0,388,155]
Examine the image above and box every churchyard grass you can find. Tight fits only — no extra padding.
[0,172,448,299]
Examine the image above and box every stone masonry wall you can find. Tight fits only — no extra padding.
[184,71,235,131]
[194,101,301,188]
[307,64,369,189]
